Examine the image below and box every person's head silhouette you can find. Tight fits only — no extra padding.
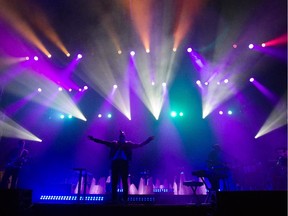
[18,140,26,149]
[118,130,126,143]
[212,144,220,151]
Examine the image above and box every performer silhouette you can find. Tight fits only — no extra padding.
[206,144,229,191]
[88,130,154,203]
[0,140,29,189]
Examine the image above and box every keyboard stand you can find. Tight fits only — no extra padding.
[183,181,204,205]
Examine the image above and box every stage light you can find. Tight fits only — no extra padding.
[118,50,122,54]
[58,87,63,91]
[68,114,72,119]
[48,54,52,58]
[66,53,71,57]
[98,114,102,118]
[38,195,105,203]
[173,48,177,52]
[204,81,209,86]
[170,111,177,117]
[261,43,266,47]
[248,44,254,49]
[255,95,286,138]
[83,85,88,90]
[217,81,221,85]
[113,84,118,89]
[69,88,72,92]
[249,77,254,82]
[0,111,43,141]
[37,88,42,92]
[224,79,229,83]
[151,81,155,86]
[107,113,112,118]
[170,111,184,118]
[60,114,65,119]
[146,48,150,53]
[130,51,135,56]
[162,82,166,87]
[196,80,201,85]
[34,56,39,61]
[219,110,223,115]
[187,47,192,53]
[227,110,233,115]
[232,44,237,48]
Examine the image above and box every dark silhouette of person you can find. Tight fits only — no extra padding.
[206,144,229,191]
[0,140,29,189]
[88,130,154,203]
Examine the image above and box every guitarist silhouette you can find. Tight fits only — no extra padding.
[0,140,29,189]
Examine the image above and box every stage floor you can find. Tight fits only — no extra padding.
[0,190,287,216]
[2,202,216,216]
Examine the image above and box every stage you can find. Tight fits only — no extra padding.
[0,190,286,216]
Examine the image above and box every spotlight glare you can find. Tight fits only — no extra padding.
[224,79,229,83]
[228,110,233,115]
[113,84,118,89]
[219,110,223,115]
[248,44,254,49]
[249,77,254,82]
[69,88,72,92]
[162,82,166,87]
[77,54,82,59]
[37,88,42,92]
[196,80,201,85]
[98,114,102,118]
[83,85,88,90]
[170,111,177,117]
[47,54,52,58]
[204,81,209,86]
[261,43,266,47]
[25,56,29,60]
[151,81,155,86]
[118,50,122,54]
[232,44,237,48]
[187,47,192,53]
[58,87,63,91]
[107,113,112,118]
[66,53,71,57]
[34,56,39,61]
[173,48,177,52]
[146,48,150,53]
[179,112,184,117]
[130,51,135,56]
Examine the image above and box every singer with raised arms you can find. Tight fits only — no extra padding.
[88,130,154,204]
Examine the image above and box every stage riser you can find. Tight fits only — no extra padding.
[216,191,287,216]
[0,189,32,216]
[36,194,207,205]
[0,190,286,216]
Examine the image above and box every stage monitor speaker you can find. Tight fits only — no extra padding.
[216,191,287,216]
[0,189,32,215]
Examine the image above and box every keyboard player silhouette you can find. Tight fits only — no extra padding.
[193,144,229,192]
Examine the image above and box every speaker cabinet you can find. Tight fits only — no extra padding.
[216,191,287,216]
[0,189,32,215]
